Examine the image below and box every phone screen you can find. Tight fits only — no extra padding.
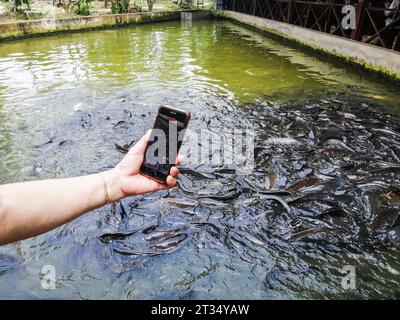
[140,106,189,182]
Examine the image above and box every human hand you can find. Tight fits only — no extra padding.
[103,130,182,201]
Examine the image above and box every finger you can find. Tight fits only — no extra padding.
[141,175,167,192]
[157,182,169,191]
[175,154,183,166]
[170,166,179,178]
[130,130,152,156]
[166,175,177,188]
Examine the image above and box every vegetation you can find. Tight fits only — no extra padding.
[111,0,129,13]
[13,0,31,12]
[75,0,93,15]
[0,0,213,22]
[176,0,193,9]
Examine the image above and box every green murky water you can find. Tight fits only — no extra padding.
[0,19,399,299]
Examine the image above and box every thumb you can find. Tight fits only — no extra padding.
[130,130,152,157]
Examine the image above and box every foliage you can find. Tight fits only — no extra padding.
[162,1,180,11]
[177,0,193,10]
[75,0,92,15]
[111,0,129,13]
[13,0,31,12]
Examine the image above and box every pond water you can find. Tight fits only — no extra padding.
[0,19,399,299]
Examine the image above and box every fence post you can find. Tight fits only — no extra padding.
[351,0,368,40]
[287,0,294,24]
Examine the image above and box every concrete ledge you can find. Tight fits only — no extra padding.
[0,11,181,41]
[181,9,211,21]
[217,10,400,80]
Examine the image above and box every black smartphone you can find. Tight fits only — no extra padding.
[140,105,191,183]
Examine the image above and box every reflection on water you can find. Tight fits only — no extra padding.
[0,20,399,299]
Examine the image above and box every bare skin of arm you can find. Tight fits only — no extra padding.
[0,130,181,245]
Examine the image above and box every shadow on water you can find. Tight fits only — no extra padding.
[0,20,399,299]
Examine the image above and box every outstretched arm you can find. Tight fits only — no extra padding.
[0,130,181,245]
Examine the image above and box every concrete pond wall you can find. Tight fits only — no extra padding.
[181,10,211,21]
[217,10,400,81]
[0,11,182,41]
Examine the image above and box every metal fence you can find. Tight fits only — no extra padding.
[222,0,400,51]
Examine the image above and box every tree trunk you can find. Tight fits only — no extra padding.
[147,0,153,12]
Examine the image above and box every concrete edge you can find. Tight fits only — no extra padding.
[0,11,185,42]
[215,10,400,81]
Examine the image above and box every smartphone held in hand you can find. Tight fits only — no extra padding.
[140,105,191,183]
